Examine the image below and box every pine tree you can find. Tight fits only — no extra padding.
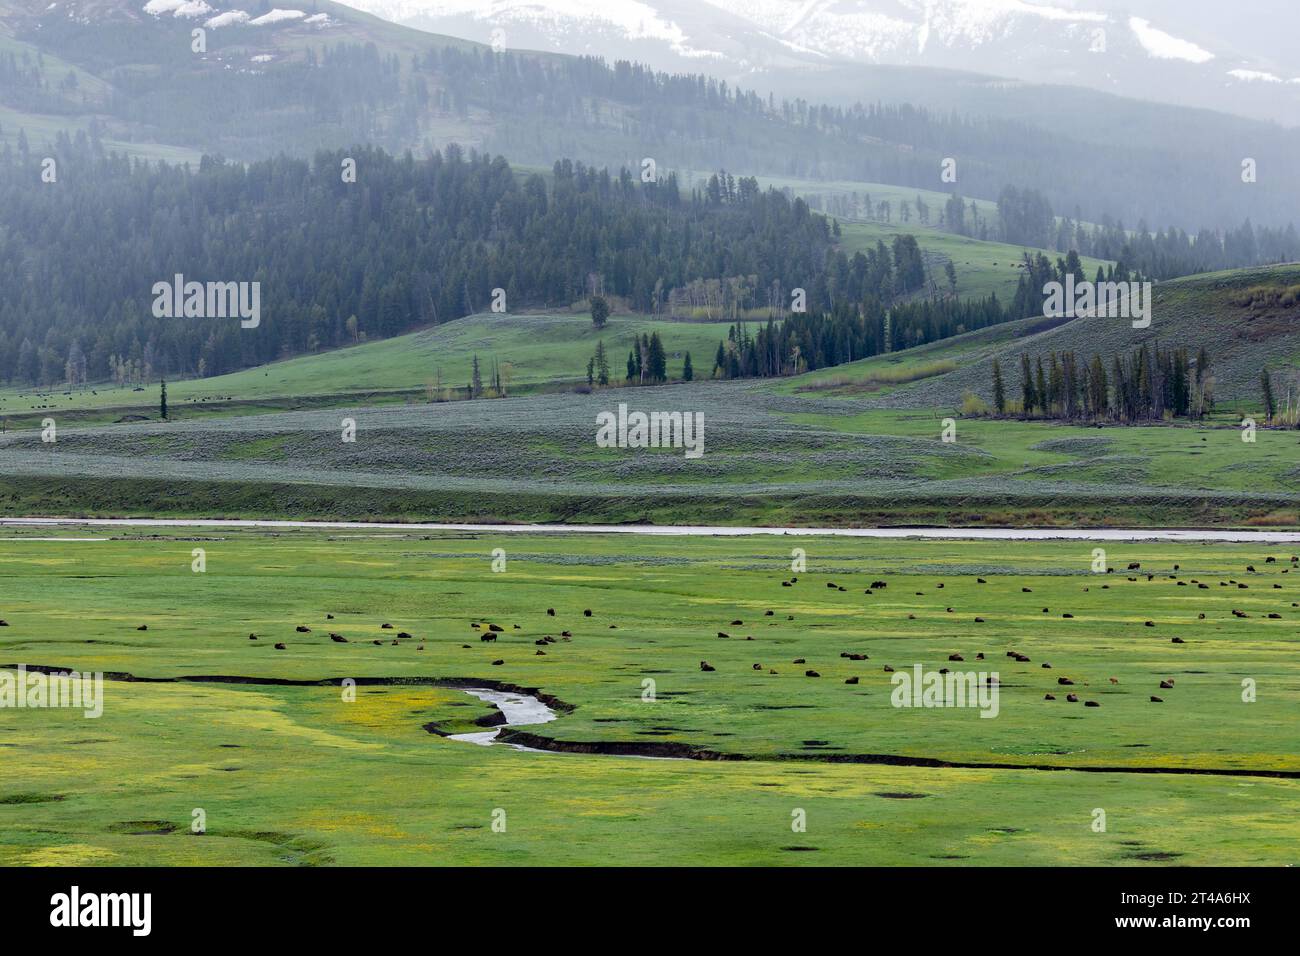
[991,358,1005,414]
[1035,359,1048,419]
[586,356,594,387]
[647,332,666,382]
[1261,369,1276,422]
[471,354,482,398]
[160,377,168,420]
[682,352,694,382]
[594,340,609,386]
[590,295,609,329]
[1020,353,1036,417]
[626,350,637,382]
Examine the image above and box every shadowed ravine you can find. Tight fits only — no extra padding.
[7,664,1297,779]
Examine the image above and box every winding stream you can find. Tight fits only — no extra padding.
[447,688,558,750]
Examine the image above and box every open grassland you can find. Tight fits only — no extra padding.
[0,379,1295,527]
[836,219,1112,302]
[0,311,727,418]
[0,528,1296,865]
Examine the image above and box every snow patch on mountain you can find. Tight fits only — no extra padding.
[144,0,213,18]
[250,8,306,25]
[204,10,249,27]
[1227,69,1282,84]
[1127,17,1213,64]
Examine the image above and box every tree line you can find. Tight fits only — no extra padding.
[0,143,835,388]
[980,345,1213,422]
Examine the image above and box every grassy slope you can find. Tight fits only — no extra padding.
[795,264,1300,409]
[0,528,1295,865]
[837,219,1112,302]
[0,312,730,415]
[1,269,1296,529]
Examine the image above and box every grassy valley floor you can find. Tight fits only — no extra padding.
[1,528,1296,865]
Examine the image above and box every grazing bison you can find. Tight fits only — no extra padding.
[398,632,412,639]
[1084,700,1100,708]
[792,658,806,664]
[547,608,556,616]
[488,624,504,633]
[137,625,148,631]
[480,633,497,643]
[700,661,715,672]
[274,643,286,650]
[491,659,504,665]
[804,670,820,678]
[295,626,310,633]
[330,633,347,643]
[717,632,731,639]
[1150,695,1163,702]
[949,653,964,662]
[381,623,394,629]
[1066,693,1079,702]
[248,634,257,640]
[1057,677,1074,685]
[1171,637,1185,644]
[1044,694,1056,701]
[583,609,593,617]
[845,677,859,685]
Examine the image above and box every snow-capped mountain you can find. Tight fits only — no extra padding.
[330,0,1300,125]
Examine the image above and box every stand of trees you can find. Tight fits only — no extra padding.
[1001,345,1213,422]
[0,144,835,387]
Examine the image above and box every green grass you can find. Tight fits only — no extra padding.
[0,528,1296,865]
[0,311,733,416]
[836,220,1113,302]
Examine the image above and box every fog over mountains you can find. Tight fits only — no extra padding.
[333,0,1300,126]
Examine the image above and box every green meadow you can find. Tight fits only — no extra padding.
[1,528,1296,865]
[836,220,1113,302]
[0,311,730,417]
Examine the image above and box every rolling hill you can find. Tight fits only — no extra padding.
[0,310,734,416]
[801,264,1300,411]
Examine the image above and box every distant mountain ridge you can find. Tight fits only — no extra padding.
[331,1,1300,126]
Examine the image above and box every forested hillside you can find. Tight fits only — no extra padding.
[3,0,1299,231]
[0,143,842,385]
